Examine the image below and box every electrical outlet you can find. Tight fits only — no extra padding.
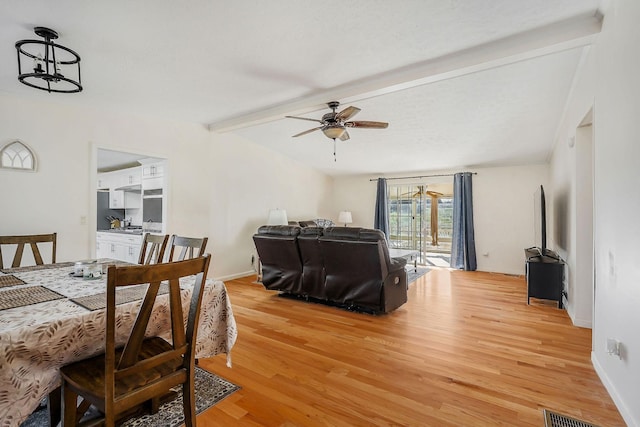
[607,338,621,359]
[80,215,87,225]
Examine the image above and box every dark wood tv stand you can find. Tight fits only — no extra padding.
[524,247,565,308]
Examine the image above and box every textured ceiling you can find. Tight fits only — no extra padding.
[0,1,602,176]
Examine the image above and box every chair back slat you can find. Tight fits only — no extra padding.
[30,242,44,265]
[0,233,56,269]
[118,280,165,369]
[138,233,169,265]
[168,235,208,262]
[12,243,26,268]
[168,280,187,348]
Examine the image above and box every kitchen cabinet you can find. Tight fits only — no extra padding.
[124,191,141,209]
[98,166,142,191]
[97,175,106,190]
[97,170,118,190]
[107,189,141,209]
[121,167,142,187]
[96,232,142,263]
[142,163,163,178]
[109,189,125,209]
[142,162,165,190]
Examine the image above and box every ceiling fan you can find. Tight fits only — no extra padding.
[285,101,388,160]
[401,186,444,199]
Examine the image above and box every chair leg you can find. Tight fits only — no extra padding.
[62,382,78,427]
[182,380,197,427]
[48,386,61,427]
[150,396,160,414]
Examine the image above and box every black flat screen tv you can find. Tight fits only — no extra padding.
[534,185,546,254]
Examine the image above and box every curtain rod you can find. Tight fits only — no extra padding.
[368,172,477,182]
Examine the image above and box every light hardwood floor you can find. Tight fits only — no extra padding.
[198,269,625,426]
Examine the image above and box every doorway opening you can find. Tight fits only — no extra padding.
[388,181,453,267]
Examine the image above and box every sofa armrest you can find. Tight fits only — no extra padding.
[389,256,407,273]
[381,267,408,312]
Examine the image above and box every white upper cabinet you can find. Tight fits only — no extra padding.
[142,162,163,178]
[98,166,142,190]
[120,167,142,187]
[142,161,165,190]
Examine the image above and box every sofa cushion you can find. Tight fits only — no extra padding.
[257,225,301,237]
[298,220,318,228]
[323,227,385,242]
[299,226,324,236]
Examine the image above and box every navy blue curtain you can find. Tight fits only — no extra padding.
[374,178,389,239]
[450,172,477,270]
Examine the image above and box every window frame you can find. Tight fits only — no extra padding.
[0,140,37,172]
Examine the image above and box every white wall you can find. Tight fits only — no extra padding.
[0,93,333,280]
[208,131,333,279]
[550,0,640,424]
[331,164,548,275]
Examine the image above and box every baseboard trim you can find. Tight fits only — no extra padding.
[214,270,256,282]
[572,317,592,329]
[591,351,637,427]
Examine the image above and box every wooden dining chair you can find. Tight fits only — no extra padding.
[58,254,211,427]
[138,233,169,264]
[167,235,208,262]
[0,233,56,269]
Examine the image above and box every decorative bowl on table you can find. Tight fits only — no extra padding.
[71,260,101,279]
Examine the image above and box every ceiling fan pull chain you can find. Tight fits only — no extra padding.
[333,139,337,162]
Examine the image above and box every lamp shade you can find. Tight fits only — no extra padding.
[267,209,288,225]
[338,211,353,226]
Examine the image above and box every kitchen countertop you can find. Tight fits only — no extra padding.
[97,229,144,235]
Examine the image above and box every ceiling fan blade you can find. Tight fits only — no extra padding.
[339,131,350,141]
[345,120,389,129]
[292,127,322,137]
[285,115,324,124]
[335,106,360,121]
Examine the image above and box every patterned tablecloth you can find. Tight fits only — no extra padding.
[0,260,238,427]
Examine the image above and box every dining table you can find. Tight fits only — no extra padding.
[0,259,238,427]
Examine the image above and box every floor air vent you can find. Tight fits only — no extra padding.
[543,409,600,427]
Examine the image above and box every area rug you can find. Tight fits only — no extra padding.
[407,267,430,285]
[20,367,240,427]
[424,254,451,267]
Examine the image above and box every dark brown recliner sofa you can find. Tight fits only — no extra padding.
[252,225,408,313]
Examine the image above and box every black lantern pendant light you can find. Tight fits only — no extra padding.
[15,27,82,93]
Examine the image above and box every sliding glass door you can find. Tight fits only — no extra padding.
[388,183,453,265]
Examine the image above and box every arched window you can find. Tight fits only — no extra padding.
[1,141,36,171]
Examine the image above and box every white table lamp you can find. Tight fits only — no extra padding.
[338,211,353,227]
[267,209,288,225]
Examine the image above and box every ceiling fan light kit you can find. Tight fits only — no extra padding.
[322,125,346,140]
[15,27,82,93]
[286,101,388,161]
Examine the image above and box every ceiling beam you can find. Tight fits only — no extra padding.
[208,11,602,133]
